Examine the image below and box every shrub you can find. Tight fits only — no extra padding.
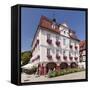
[48,68,84,78]
[48,71,57,78]
[56,71,61,76]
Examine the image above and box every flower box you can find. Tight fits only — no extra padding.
[63,56,67,60]
[70,45,72,48]
[69,57,73,60]
[74,57,78,60]
[47,39,52,44]
[56,55,60,59]
[56,41,60,46]
[47,55,52,59]
[75,46,78,50]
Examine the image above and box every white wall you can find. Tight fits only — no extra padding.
[0,0,89,90]
[40,28,79,63]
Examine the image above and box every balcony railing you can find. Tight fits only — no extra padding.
[56,54,60,59]
[63,56,67,60]
[56,41,60,46]
[47,55,52,59]
[47,39,52,44]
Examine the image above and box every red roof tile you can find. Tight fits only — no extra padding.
[79,40,86,50]
[39,16,60,33]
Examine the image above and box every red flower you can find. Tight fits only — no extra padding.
[56,55,60,59]
[47,55,52,59]
[70,45,73,48]
[75,46,78,50]
[56,41,60,46]
[63,56,67,60]
[47,39,52,44]
[69,57,73,60]
[74,57,78,60]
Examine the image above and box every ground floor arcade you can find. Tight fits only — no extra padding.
[37,61,78,75]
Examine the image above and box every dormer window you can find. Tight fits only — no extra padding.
[52,24,55,29]
[52,18,56,29]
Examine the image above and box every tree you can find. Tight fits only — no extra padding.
[21,51,32,66]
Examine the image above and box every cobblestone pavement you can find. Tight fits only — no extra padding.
[21,71,86,83]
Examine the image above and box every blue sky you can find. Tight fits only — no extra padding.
[21,7,86,52]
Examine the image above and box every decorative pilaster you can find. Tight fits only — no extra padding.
[38,64,42,75]
[43,63,47,75]
[38,63,47,75]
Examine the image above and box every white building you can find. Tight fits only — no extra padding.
[79,41,86,69]
[26,16,80,75]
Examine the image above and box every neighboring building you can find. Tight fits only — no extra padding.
[25,16,80,75]
[79,40,86,69]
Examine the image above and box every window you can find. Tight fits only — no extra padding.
[56,35,59,41]
[47,33,50,39]
[56,35,60,46]
[47,48,50,55]
[69,51,73,57]
[63,50,66,56]
[70,40,73,45]
[69,52,71,57]
[60,49,62,54]
[74,52,77,57]
[63,38,66,45]
[69,40,71,45]
[83,56,86,61]
[63,50,67,60]
[56,49,59,55]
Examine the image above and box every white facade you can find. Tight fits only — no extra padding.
[30,23,80,67]
[23,16,81,75]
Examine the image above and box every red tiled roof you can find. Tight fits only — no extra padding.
[39,16,79,40]
[79,40,86,50]
[31,16,80,49]
[39,16,60,33]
